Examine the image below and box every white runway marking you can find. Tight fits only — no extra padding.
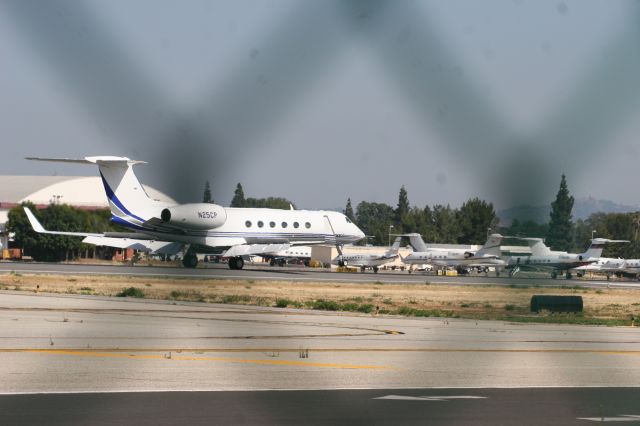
[577,414,640,422]
[374,395,487,401]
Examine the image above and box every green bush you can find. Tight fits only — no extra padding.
[312,299,340,311]
[275,298,291,308]
[357,304,374,313]
[116,287,144,298]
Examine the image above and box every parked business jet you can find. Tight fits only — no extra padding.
[331,237,402,273]
[574,256,640,280]
[618,259,640,279]
[507,237,626,279]
[23,156,365,269]
[262,246,312,266]
[402,233,505,272]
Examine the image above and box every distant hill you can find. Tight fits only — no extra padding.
[498,197,640,226]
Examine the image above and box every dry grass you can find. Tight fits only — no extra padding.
[1,273,639,324]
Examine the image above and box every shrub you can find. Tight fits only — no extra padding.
[275,298,291,308]
[357,304,374,314]
[116,287,144,298]
[312,299,340,311]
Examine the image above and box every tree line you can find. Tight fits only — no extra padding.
[8,176,640,260]
[344,186,499,247]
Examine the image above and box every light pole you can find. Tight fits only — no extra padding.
[388,225,394,247]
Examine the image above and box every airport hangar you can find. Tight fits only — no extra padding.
[0,175,176,258]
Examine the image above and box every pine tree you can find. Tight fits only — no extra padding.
[395,185,410,231]
[344,198,355,222]
[456,197,497,244]
[546,174,574,251]
[230,183,246,207]
[202,180,213,203]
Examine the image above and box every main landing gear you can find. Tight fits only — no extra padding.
[228,256,245,270]
[182,252,198,268]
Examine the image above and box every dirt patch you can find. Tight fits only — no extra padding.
[1,273,639,325]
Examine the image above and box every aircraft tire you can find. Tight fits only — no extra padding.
[373,266,379,273]
[565,271,572,279]
[235,257,244,270]
[182,254,198,269]
[228,257,237,270]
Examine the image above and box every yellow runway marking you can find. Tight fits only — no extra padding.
[3,348,640,355]
[22,349,389,370]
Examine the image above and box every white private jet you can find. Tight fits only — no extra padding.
[22,156,365,269]
[402,233,505,273]
[331,236,402,273]
[262,246,312,267]
[574,257,640,280]
[507,237,627,279]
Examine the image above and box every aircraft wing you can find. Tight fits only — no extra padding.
[82,236,183,255]
[223,244,291,258]
[24,207,157,239]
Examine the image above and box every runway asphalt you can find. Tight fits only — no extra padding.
[2,387,640,425]
[2,261,639,288]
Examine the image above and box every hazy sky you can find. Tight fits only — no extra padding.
[2,0,640,210]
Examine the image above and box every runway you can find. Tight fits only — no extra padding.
[1,291,640,423]
[2,261,638,288]
[1,291,640,392]
[2,388,640,425]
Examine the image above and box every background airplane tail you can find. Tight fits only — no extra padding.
[523,238,551,256]
[405,233,428,252]
[385,236,402,257]
[477,234,503,257]
[581,238,629,259]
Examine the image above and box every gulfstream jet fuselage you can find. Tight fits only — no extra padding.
[23,156,365,269]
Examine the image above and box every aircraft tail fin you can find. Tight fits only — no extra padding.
[522,238,550,256]
[404,233,427,252]
[385,236,402,257]
[27,156,164,227]
[476,234,503,257]
[581,238,629,259]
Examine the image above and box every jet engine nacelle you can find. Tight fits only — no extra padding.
[160,203,227,230]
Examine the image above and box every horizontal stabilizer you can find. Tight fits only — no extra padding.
[24,207,102,237]
[81,236,183,255]
[26,156,146,165]
[223,244,291,257]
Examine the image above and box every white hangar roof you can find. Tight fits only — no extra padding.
[0,175,176,208]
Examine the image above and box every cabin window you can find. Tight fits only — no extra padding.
[282,222,288,228]
[293,222,299,228]
[305,222,311,229]
[270,221,276,228]
[258,221,264,228]
[245,220,252,228]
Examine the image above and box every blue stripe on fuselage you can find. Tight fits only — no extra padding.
[99,171,146,223]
